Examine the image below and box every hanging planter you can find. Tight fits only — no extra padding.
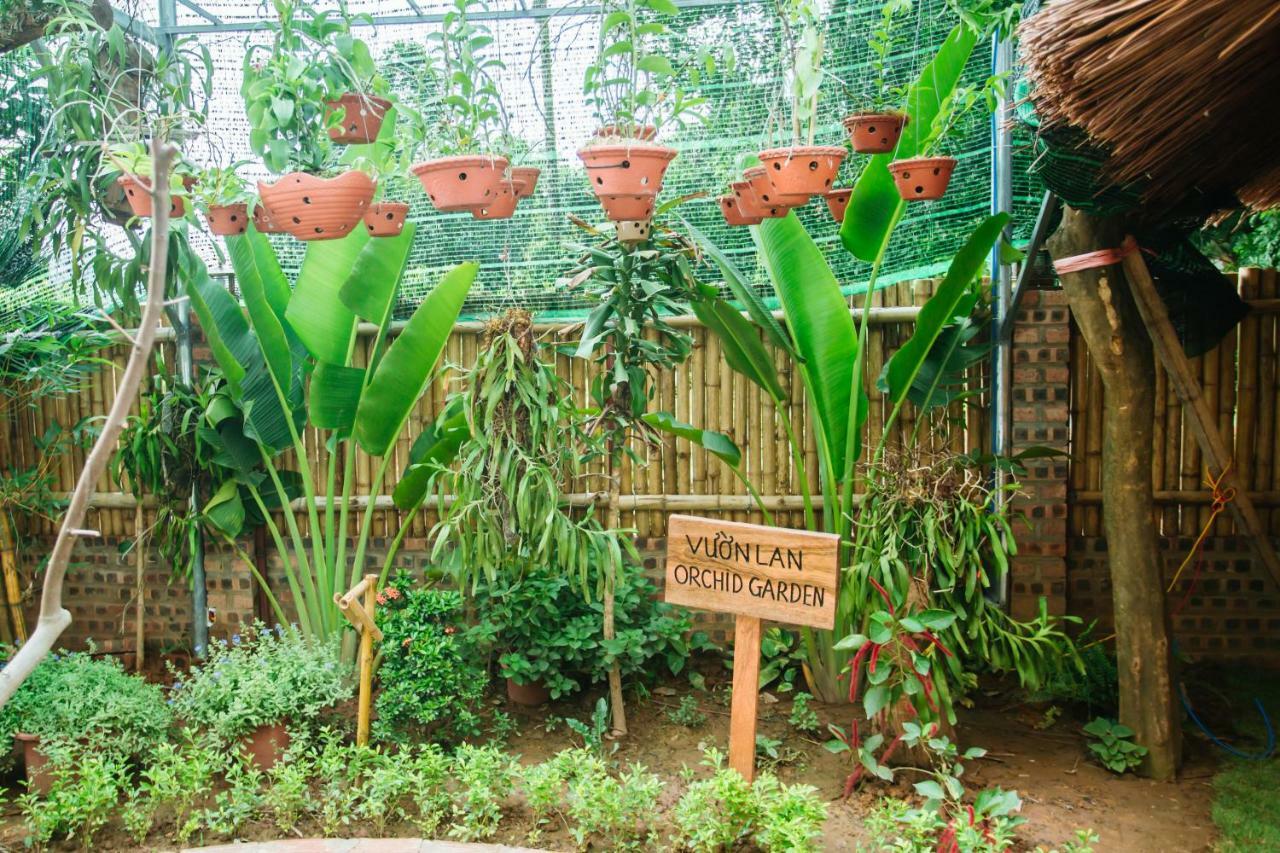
[731,179,790,219]
[116,174,192,218]
[757,146,846,198]
[720,195,763,227]
[594,124,658,142]
[412,155,510,213]
[744,166,808,209]
[842,112,908,154]
[326,93,393,144]
[511,166,540,199]
[616,219,653,244]
[888,156,957,201]
[252,202,290,234]
[363,201,410,237]
[824,188,852,223]
[577,139,676,215]
[257,171,376,240]
[205,203,250,236]
[472,177,527,221]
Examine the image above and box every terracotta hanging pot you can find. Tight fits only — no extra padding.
[720,195,762,227]
[824,188,852,223]
[757,146,846,197]
[472,177,527,220]
[842,112,909,154]
[744,166,808,209]
[252,202,290,234]
[412,155,510,213]
[506,677,551,706]
[99,179,138,225]
[730,180,769,218]
[15,733,52,796]
[205,203,249,236]
[117,174,191,218]
[257,170,376,241]
[597,193,656,222]
[578,141,676,198]
[510,166,540,199]
[326,93,393,144]
[888,156,957,201]
[241,722,290,771]
[363,201,410,237]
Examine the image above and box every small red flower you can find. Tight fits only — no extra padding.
[376,593,387,606]
[443,626,456,635]
[386,587,402,600]
[402,637,412,648]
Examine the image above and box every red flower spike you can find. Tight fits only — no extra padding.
[869,642,882,675]
[868,577,896,615]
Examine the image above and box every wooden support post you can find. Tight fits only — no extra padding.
[356,573,377,747]
[728,614,762,781]
[1121,238,1280,590]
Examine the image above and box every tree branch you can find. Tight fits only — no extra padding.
[0,0,113,55]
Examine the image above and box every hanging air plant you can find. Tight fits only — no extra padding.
[841,0,912,154]
[888,73,1004,202]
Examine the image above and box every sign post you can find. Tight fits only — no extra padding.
[664,514,839,781]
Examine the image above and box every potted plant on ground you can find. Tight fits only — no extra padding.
[167,623,351,769]
[577,0,716,224]
[756,0,846,201]
[840,0,912,153]
[411,0,512,215]
[242,0,378,239]
[0,648,170,794]
[191,162,253,236]
[888,72,1004,201]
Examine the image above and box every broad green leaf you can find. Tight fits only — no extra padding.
[339,223,416,328]
[203,479,245,537]
[229,229,292,392]
[643,411,741,468]
[287,228,370,364]
[690,293,786,403]
[833,633,868,651]
[392,400,470,510]
[310,362,364,432]
[355,262,477,456]
[863,684,890,718]
[841,23,980,261]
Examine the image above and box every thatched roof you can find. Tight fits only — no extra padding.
[1020,0,1280,212]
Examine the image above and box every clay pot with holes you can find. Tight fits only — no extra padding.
[730,180,770,219]
[117,174,193,218]
[511,166,540,199]
[597,193,656,222]
[757,146,846,197]
[257,171,376,241]
[326,93,393,144]
[472,177,527,221]
[616,219,652,244]
[824,188,852,224]
[412,155,509,213]
[888,156,957,201]
[252,202,289,234]
[842,112,908,154]
[744,166,807,210]
[578,137,675,222]
[363,201,410,237]
[720,195,762,227]
[206,203,249,236]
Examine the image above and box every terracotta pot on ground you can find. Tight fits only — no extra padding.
[117,174,190,218]
[842,112,909,154]
[744,166,808,209]
[15,733,51,795]
[825,188,852,223]
[252,203,289,234]
[412,155,510,213]
[326,93,393,144]
[472,177,527,220]
[888,156,957,201]
[242,723,290,770]
[363,201,410,237]
[720,195,762,227]
[206,203,249,236]
[506,677,550,706]
[257,171,376,241]
[510,166,540,199]
[757,146,847,197]
[578,139,676,198]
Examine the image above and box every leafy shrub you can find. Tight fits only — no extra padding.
[667,694,708,728]
[751,775,828,852]
[789,692,820,734]
[1039,633,1118,716]
[1083,717,1146,774]
[125,727,228,845]
[18,740,128,848]
[168,623,351,742]
[566,760,664,848]
[447,743,521,841]
[468,562,710,699]
[373,579,486,744]
[0,648,169,759]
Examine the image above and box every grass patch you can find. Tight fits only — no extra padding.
[1204,668,1280,851]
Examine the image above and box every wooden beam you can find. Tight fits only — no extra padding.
[1121,237,1280,591]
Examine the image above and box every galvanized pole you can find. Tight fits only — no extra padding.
[990,32,1014,606]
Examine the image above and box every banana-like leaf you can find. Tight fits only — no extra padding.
[690,288,786,403]
[287,228,370,364]
[756,212,860,484]
[881,312,989,412]
[840,23,980,261]
[231,229,294,393]
[203,479,245,537]
[392,399,470,510]
[354,262,477,457]
[339,223,416,328]
[311,361,365,432]
[643,411,741,468]
[881,214,1008,409]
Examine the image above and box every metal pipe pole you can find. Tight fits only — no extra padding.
[990,32,1014,606]
[176,296,209,658]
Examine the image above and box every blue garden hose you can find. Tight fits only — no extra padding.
[1178,680,1276,761]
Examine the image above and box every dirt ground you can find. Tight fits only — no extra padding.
[0,674,1220,852]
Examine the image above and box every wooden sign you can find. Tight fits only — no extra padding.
[664,515,839,629]
[663,515,840,781]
